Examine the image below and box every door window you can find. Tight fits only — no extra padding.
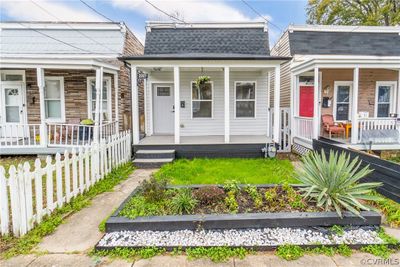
[376,83,395,117]
[4,88,20,122]
[88,78,111,121]
[335,85,351,121]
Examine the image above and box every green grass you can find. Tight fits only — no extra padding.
[0,156,38,174]
[154,158,296,185]
[0,163,134,259]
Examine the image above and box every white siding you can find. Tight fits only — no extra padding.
[146,70,269,137]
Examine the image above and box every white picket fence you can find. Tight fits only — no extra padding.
[0,131,132,237]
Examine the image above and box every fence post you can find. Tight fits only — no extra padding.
[34,159,43,223]
[71,148,78,197]
[23,162,33,231]
[0,166,9,235]
[55,153,63,208]
[17,164,27,236]
[78,147,85,193]
[45,156,54,214]
[85,145,91,191]
[64,151,71,203]
[9,166,21,236]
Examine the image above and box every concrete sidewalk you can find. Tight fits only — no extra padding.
[38,169,155,254]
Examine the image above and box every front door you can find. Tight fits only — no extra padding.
[153,85,174,134]
[0,84,27,138]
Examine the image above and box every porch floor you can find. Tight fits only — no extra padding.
[139,135,271,145]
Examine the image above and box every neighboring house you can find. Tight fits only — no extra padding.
[0,21,143,155]
[122,21,289,161]
[271,25,400,152]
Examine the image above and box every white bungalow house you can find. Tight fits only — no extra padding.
[0,21,143,155]
[271,25,400,152]
[122,21,289,162]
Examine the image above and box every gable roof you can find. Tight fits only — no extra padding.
[143,22,270,56]
[278,25,400,57]
[0,22,130,58]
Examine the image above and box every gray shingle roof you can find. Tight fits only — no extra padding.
[288,31,400,56]
[144,28,270,55]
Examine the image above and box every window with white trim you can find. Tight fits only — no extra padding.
[44,77,64,122]
[191,82,212,118]
[235,82,256,118]
[375,82,396,117]
[87,77,112,121]
[335,84,351,121]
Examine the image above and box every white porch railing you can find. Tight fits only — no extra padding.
[294,117,313,141]
[0,131,131,237]
[358,118,400,143]
[0,124,41,147]
[47,121,118,147]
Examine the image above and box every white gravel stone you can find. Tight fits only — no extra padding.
[98,227,383,247]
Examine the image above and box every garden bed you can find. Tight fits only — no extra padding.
[104,184,381,233]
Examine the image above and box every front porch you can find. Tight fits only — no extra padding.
[291,61,400,151]
[0,60,122,155]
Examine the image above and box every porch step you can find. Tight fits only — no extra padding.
[133,158,174,169]
[135,149,175,159]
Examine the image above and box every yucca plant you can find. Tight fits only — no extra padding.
[296,149,382,218]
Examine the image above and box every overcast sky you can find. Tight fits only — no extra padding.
[0,0,308,46]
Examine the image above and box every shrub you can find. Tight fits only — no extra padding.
[171,189,198,215]
[244,185,263,208]
[140,176,168,202]
[192,186,225,205]
[296,150,382,218]
[276,245,304,260]
[223,180,241,194]
[264,187,278,203]
[224,191,239,213]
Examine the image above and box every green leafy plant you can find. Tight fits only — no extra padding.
[361,244,394,259]
[330,225,344,236]
[195,75,211,88]
[192,186,225,205]
[244,185,263,208]
[336,244,353,257]
[186,247,249,262]
[140,176,168,202]
[223,180,241,195]
[171,189,198,215]
[276,245,304,260]
[119,195,169,219]
[296,150,382,217]
[370,192,400,227]
[224,191,238,213]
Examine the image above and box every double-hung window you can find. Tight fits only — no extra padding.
[44,77,65,122]
[375,82,396,117]
[334,82,352,121]
[87,77,112,121]
[235,82,256,118]
[191,82,212,118]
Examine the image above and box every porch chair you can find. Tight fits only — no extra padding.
[321,114,345,139]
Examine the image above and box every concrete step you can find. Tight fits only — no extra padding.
[133,158,174,169]
[135,149,175,159]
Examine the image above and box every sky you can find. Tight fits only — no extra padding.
[0,0,308,46]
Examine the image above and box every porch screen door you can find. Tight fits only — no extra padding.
[299,85,314,117]
[1,84,25,138]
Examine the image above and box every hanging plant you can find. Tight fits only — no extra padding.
[195,75,211,88]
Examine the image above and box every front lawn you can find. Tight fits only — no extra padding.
[154,158,297,185]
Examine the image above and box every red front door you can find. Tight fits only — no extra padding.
[299,85,314,117]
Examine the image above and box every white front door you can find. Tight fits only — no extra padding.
[153,84,174,134]
[0,83,27,138]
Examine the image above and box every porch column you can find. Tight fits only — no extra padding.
[397,70,400,115]
[351,67,360,144]
[131,65,140,145]
[114,72,119,131]
[94,67,103,143]
[267,71,271,137]
[224,66,230,143]
[313,67,319,139]
[36,68,47,146]
[273,65,281,144]
[290,73,296,139]
[174,66,180,144]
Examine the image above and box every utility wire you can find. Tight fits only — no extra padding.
[144,0,187,24]
[79,0,114,22]
[30,0,121,54]
[240,0,283,33]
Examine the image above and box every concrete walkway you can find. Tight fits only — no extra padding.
[38,169,155,254]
